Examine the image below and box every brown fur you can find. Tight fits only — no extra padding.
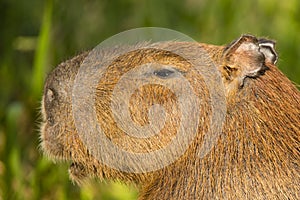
[40,35,300,199]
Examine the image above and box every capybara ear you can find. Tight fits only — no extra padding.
[221,35,270,87]
[224,34,259,57]
[258,38,278,64]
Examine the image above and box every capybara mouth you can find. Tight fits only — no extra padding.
[40,121,72,161]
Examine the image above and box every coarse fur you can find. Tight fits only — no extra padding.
[40,35,300,199]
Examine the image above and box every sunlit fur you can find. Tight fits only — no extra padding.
[40,37,300,199]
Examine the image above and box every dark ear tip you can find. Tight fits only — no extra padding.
[240,34,258,42]
[258,38,276,45]
[234,34,258,45]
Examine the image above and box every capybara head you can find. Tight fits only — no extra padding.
[40,35,300,199]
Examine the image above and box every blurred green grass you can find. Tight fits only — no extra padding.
[0,0,300,199]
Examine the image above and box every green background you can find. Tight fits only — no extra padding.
[1,0,299,199]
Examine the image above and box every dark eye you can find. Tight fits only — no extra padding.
[153,69,175,79]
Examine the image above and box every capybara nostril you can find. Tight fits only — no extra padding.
[46,88,55,103]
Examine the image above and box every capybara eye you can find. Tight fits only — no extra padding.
[153,68,175,79]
